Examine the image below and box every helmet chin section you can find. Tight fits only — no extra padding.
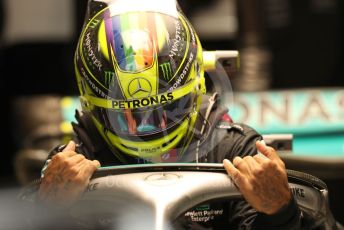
[95,115,191,159]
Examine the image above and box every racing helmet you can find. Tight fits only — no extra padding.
[74,0,206,162]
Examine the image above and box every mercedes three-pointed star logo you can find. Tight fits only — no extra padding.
[128,78,152,98]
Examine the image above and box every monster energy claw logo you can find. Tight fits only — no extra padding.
[104,71,115,87]
[160,63,173,80]
[89,19,100,29]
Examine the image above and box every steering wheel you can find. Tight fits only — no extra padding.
[67,163,339,230]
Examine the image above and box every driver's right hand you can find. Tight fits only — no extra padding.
[38,141,101,208]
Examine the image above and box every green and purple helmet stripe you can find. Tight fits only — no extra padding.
[105,11,158,72]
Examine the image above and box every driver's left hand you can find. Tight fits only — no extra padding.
[223,140,291,215]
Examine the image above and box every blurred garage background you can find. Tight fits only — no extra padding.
[0,0,343,224]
